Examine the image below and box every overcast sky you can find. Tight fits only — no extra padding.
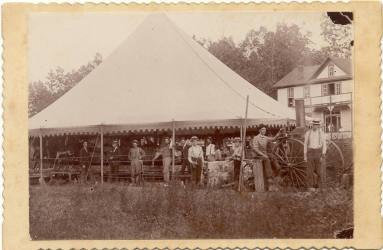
[28,11,329,82]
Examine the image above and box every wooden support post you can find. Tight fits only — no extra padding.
[100,126,104,184]
[238,95,249,192]
[171,120,176,179]
[240,120,243,141]
[253,158,265,192]
[39,131,44,184]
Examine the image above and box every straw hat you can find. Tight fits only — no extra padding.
[233,137,241,142]
[191,136,198,141]
[132,139,138,144]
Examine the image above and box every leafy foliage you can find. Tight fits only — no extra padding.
[28,53,102,117]
[320,14,353,58]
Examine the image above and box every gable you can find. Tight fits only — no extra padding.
[314,61,347,79]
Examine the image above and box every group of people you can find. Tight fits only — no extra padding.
[175,130,278,188]
[173,120,327,191]
[68,119,328,191]
[78,138,145,184]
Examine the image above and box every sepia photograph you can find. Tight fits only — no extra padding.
[26,10,355,240]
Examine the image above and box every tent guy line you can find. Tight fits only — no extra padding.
[169,17,281,118]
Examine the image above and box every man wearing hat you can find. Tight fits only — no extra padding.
[188,136,205,185]
[152,137,172,183]
[179,138,191,183]
[129,139,145,184]
[108,139,121,183]
[205,137,216,162]
[230,137,242,187]
[79,140,91,184]
[251,125,281,190]
[304,119,327,190]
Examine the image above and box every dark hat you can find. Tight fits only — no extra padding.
[258,124,267,129]
[191,136,198,141]
[312,119,321,125]
[233,137,241,142]
[132,139,138,144]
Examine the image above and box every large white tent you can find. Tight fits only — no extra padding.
[29,13,295,136]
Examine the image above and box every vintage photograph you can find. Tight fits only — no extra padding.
[27,11,354,240]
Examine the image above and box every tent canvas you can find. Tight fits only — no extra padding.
[29,14,295,136]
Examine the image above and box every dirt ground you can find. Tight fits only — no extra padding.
[29,183,353,240]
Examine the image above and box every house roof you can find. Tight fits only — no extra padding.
[29,14,295,136]
[273,56,352,88]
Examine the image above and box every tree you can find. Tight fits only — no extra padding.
[207,37,248,75]
[204,24,316,97]
[320,14,352,58]
[28,53,103,117]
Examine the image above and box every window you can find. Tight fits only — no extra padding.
[325,110,341,132]
[328,63,335,77]
[304,86,310,98]
[328,83,335,95]
[287,87,294,107]
[288,87,294,98]
[335,82,341,94]
[321,84,328,96]
[288,98,294,107]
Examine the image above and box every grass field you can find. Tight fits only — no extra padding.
[29,183,353,240]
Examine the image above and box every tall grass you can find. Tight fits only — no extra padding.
[30,184,353,240]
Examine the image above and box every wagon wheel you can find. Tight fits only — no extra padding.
[272,138,306,188]
[324,140,345,185]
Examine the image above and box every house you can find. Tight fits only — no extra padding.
[273,57,353,138]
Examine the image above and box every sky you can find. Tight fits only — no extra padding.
[28,11,330,82]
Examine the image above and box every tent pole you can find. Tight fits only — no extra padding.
[171,120,175,180]
[240,120,243,141]
[100,126,104,184]
[239,95,249,192]
[39,131,44,184]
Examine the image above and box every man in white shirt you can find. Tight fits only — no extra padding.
[188,136,204,185]
[205,137,215,162]
[304,119,327,190]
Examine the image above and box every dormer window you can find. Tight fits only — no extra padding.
[328,63,335,77]
[288,87,294,107]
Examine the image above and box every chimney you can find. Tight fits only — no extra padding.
[295,99,305,128]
